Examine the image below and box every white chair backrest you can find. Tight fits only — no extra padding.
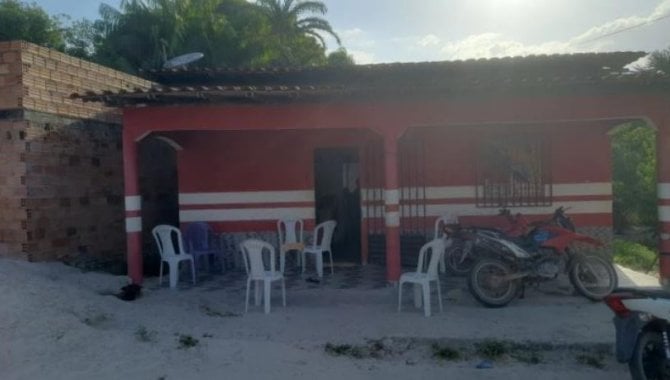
[434,214,455,239]
[152,225,187,259]
[278,219,304,245]
[416,238,448,278]
[240,239,276,279]
[313,220,337,250]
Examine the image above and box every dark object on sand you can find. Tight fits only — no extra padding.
[306,277,320,284]
[116,284,142,301]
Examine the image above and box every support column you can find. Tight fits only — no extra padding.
[123,133,143,284]
[658,123,670,287]
[383,137,401,282]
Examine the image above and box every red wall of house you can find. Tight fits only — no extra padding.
[173,121,612,233]
[175,128,379,232]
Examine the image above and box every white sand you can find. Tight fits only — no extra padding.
[0,259,636,379]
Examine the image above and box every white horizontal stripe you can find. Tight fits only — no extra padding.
[179,190,314,205]
[659,183,670,199]
[660,206,670,222]
[361,188,383,202]
[362,201,611,219]
[125,196,141,211]
[384,189,400,205]
[424,186,474,199]
[397,183,612,200]
[385,211,400,227]
[422,200,612,218]
[125,217,142,233]
[180,207,315,222]
[552,183,612,197]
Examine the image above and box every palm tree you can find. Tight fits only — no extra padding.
[255,0,340,48]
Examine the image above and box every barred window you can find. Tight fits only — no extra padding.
[476,134,551,207]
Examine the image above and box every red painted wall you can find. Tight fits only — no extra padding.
[172,121,613,232]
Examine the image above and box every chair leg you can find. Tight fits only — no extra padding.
[436,279,443,313]
[439,253,446,273]
[169,262,178,289]
[296,250,302,267]
[281,279,286,307]
[398,282,403,312]
[328,251,334,275]
[159,261,164,286]
[422,283,431,317]
[413,284,422,308]
[191,259,196,285]
[263,280,271,314]
[254,280,262,306]
[245,279,251,314]
[203,254,210,273]
[301,252,306,274]
[316,253,323,278]
[280,250,286,274]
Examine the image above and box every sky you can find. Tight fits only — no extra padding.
[33,0,670,64]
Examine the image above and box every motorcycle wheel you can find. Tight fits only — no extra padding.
[629,330,670,380]
[569,255,618,301]
[468,258,519,308]
[446,240,475,276]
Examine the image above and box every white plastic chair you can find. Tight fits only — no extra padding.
[240,239,286,314]
[398,238,449,317]
[301,220,337,278]
[277,218,305,273]
[434,214,455,273]
[152,225,196,289]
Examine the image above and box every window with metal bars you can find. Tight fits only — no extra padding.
[476,134,552,208]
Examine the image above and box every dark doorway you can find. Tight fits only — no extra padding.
[314,148,361,263]
[139,136,179,276]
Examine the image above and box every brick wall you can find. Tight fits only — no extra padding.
[0,41,152,262]
[0,40,152,122]
[0,114,28,259]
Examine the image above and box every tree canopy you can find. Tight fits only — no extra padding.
[0,0,353,73]
[0,0,64,49]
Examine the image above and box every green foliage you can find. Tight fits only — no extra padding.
[135,325,158,342]
[613,238,658,273]
[431,343,461,361]
[611,121,657,230]
[0,0,64,49]
[255,0,340,66]
[650,47,670,74]
[0,0,349,72]
[475,339,508,360]
[327,47,355,67]
[575,353,605,369]
[475,339,510,360]
[176,334,199,349]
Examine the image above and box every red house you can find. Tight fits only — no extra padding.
[77,52,670,285]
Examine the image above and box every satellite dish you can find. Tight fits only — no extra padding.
[163,52,204,69]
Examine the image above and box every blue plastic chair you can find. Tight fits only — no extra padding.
[184,222,222,273]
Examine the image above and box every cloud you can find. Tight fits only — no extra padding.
[435,0,670,60]
[336,27,377,63]
[440,33,571,59]
[349,50,375,64]
[571,0,670,45]
[417,34,441,47]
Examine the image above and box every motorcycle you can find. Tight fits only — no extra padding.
[466,208,618,308]
[443,207,576,275]
[605,288,670,380]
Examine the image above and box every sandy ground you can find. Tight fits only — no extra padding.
[0,259,656,380]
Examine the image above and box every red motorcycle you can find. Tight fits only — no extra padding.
[466,208,618,308]
[443,207,575,275]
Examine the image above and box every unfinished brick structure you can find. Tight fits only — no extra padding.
[0,41,151,262]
